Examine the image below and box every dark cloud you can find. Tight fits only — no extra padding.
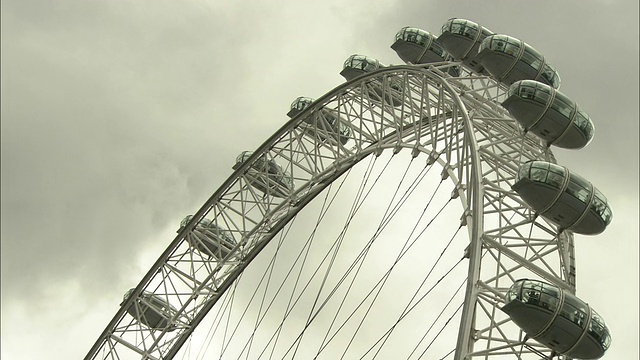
[2,0,236,302]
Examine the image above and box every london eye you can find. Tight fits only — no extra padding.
[84,18,613,360]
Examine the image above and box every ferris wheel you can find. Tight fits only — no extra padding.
[84,18,613,360]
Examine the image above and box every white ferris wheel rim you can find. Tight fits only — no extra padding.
[85,63,576,360]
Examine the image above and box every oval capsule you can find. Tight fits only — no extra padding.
[392,26,448,64]
[286,96,351,145]
[503,80,594,149]
[503,279,611,359]
[478,34,561,89]
[512,161,612,235]
[391,27,459,76]
[232,151,294,198]
[179,215,236,260]
[436,18,494,74]
[122,289,179,331]
[340,54,403,107]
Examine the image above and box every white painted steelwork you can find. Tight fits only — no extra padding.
[85,51,579,360]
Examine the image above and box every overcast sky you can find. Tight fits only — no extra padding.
[2,0,638,359]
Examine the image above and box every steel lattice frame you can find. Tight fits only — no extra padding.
[85,62,576,360]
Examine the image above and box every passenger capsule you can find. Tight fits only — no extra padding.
[122,289,179,331]
[286,97,351,145]
[503,80,595,149]
[436,18,494,74]
[502,279,611,359]
[391,27,460,76]
[340,54,403,107]
[232,151,294,198]
[391,27,448,64]
[477,34,561,89]
[179,215,236,260]
[512,161,612,235]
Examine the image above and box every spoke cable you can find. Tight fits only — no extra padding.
[229,157,379,359]
[264,170,357,359]
[206,157,367,359]
[333,156,424,359]
[239,220,297,360]
[404,278,466,360]
[416,288,465,359]
[370,226,464,359]
[314,160,436,357]
[313,184,458,357]
[290,153,392,358]
[227,167,358,359]
[356,257,465,360]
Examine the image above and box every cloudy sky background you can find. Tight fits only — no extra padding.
[2,0,638,358]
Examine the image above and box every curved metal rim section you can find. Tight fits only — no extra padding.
[85,63,575,360]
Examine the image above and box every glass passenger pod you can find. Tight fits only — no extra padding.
[502,80,595,149]
[232,151,294,198]
[121,289,179,332]
[477,34,561,89]
[286,97,315,118]
[436,18,494,74]
[340,54,403,107]
[178,215,236,260]
[340,54,384,81]
[512,161,613,235]
[391,27,449,65]
[391,27,460,77]
[502,279,611,359]
[286,97,351,145]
